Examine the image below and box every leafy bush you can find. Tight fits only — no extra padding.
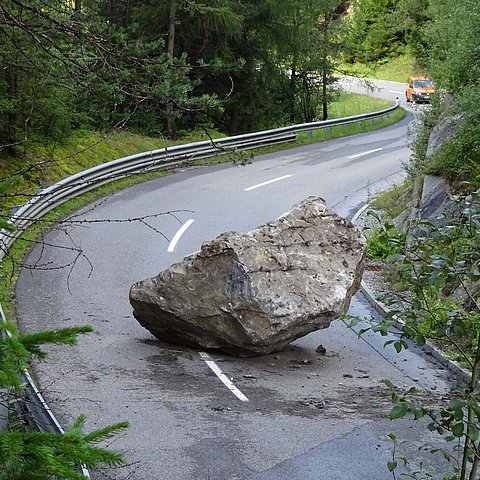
[363,215,406,259]
[410,0,480,186]
[349,189,480,480]
[425,91,480,188]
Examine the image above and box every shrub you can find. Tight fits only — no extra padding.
[364,216,406,259]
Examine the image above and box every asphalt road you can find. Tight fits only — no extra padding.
[16,80,456,480]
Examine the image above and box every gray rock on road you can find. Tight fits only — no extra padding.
[129,196,367,356]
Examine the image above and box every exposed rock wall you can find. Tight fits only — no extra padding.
[395,114,464,236]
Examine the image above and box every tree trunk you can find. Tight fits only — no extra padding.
[289,64,297,123]
[125,0,131,27]
[321,15,329,121]
[5,64,17,155]
[322,66,328,121]
[166,1,177,139]
[74,0,81,13]
[229,106,240,135]
[110,0,117,25]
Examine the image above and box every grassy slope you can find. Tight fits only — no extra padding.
[0,129,223,209]
[343,54,426,83]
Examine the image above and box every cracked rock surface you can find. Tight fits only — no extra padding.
[129,196,367,356]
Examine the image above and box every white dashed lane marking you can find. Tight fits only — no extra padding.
[167,219,195,252]
[244,175,292,191]
[199,352,249,402]
[347,148,383,159]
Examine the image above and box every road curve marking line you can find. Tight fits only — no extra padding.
[199,352,249,402]
[347,148,383,159]
[389,89,404,95]
[167,219,195,252]
[244,174,292,191]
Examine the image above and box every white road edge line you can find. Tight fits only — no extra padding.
[347,148,383,159]
[167,219,195,252]
[199,352,249,402]
[244,174,292,191]
[389,90,404,95]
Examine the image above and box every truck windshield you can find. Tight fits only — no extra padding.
[414,79,434,88]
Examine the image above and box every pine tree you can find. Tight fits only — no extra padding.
[0,221,128,479]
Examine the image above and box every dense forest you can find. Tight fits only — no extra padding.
[2,0,478,186]
[0,0,428,154]
[0,0,343,150]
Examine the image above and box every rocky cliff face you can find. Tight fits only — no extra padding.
[395,114,465,236]
[391,113,479,308]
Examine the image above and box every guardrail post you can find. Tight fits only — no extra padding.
[0,398,8,431]
[307,130,313,139]
[9,205,19,217]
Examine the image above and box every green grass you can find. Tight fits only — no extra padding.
[0,129,225,210]
[329,91,393,117]
[370,180,413,219]
[295,95,405,146]
[342,55,426,83]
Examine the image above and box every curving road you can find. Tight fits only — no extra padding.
[16,80,453,480]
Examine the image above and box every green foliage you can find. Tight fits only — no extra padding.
[0,416,128,480]
[370,181,413,219]
[426,130,480,188]
[0,319,128,478]
[381,191,480,351]
[0,1,99,147]
[424,90,480,187]
[0,0,356,147]
[0,321,93,391]
[347,0,397,62]
[406,0,480,185]
[363,214,406,259]
[420,0,480,93]
[349,190,480,479]
[365,226,405,259]
[345,0,428,64]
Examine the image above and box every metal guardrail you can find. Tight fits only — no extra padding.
[0,100,399,478]
[0,100,398,255]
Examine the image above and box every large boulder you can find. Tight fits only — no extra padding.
[129,196,367,356]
